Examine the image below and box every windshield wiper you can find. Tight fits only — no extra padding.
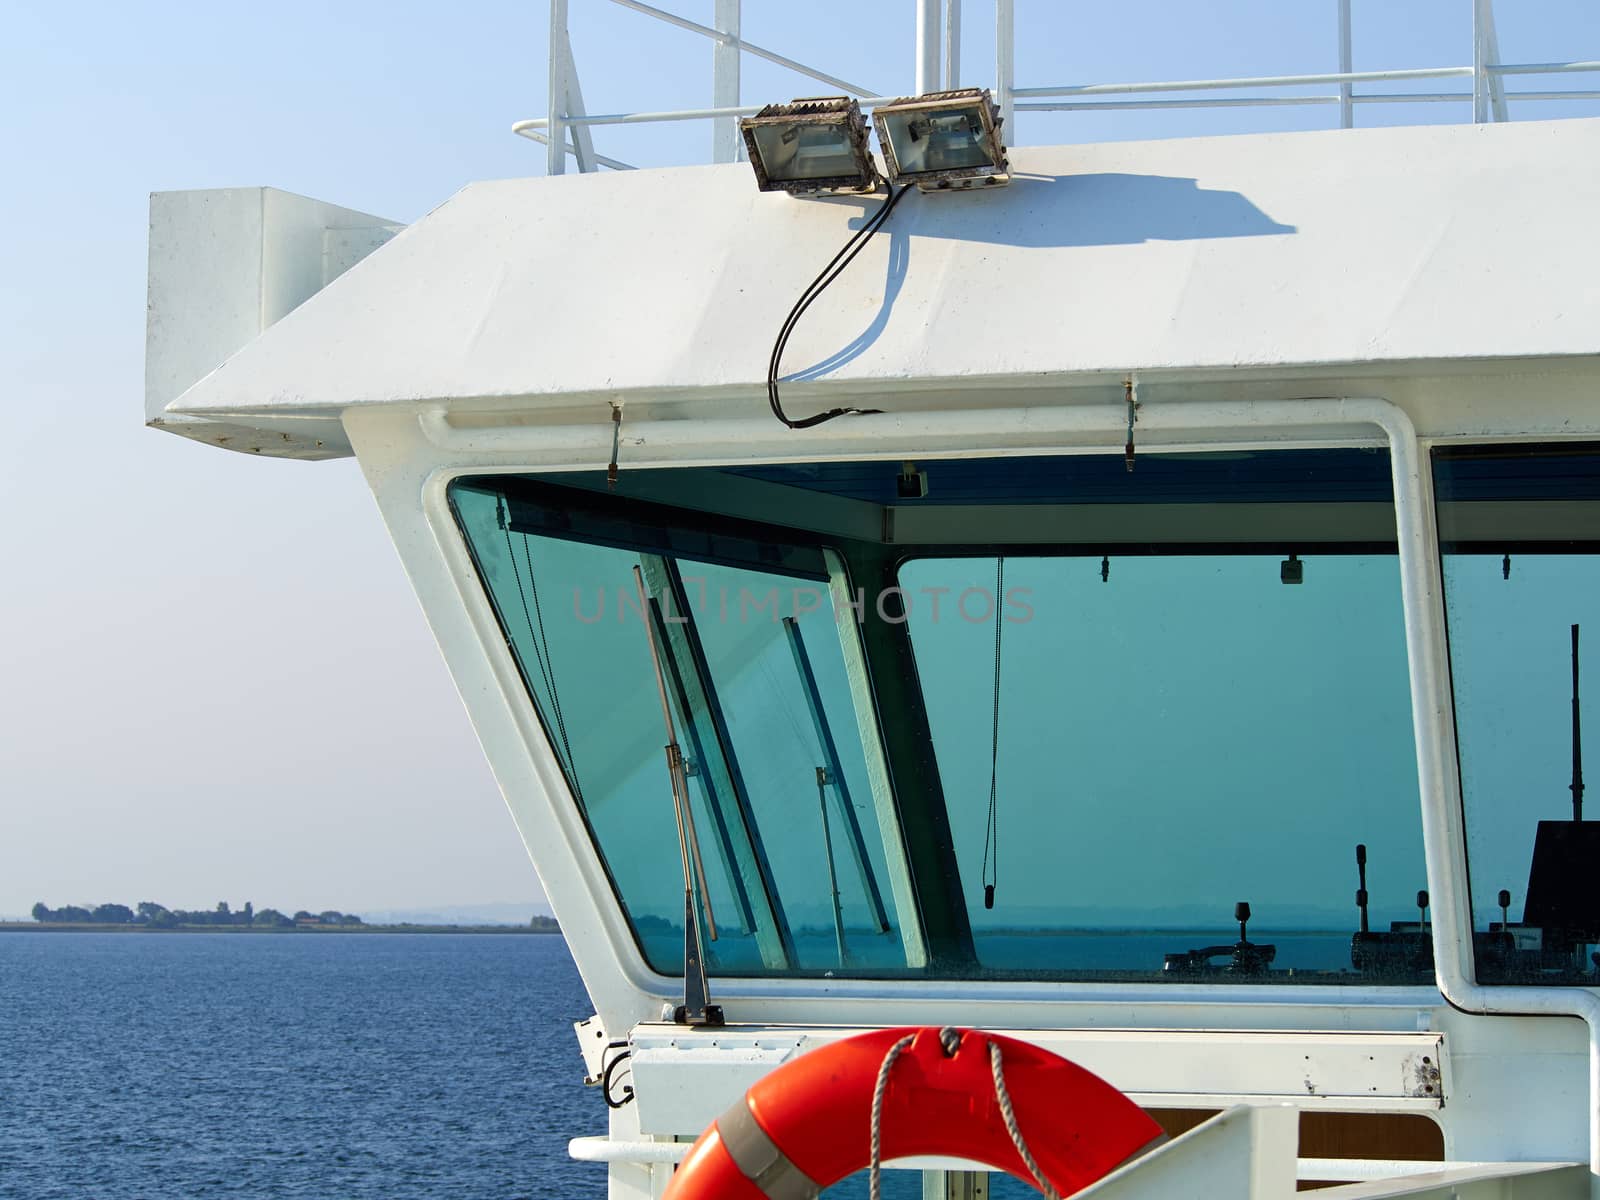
[783,616,893,949]
[632,566,723,1026]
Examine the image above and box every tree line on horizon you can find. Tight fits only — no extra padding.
[30,901,363,928]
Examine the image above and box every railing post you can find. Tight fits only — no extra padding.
[712,0,741,163]
[916,0,941,94]
[548,0,570,174]
[1472,0,1490,123]
[943,0,962,91]
[1337,0,1354,128]
[562,36,598,172]
[1479,0,1509,122]
[995,0,1015,133]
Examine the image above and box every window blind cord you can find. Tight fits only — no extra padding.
[982,556,1005,909]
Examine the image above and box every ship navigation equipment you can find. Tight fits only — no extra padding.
[1350,623,1596,982]
[1355,844,1370,935]
[1522,624,1599,967]
[1162,901,1277,975]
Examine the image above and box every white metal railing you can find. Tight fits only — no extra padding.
[518,0,1600,174]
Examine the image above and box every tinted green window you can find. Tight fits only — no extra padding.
[451,449,1429,984]
[899,551,1426,982]
[449,480,914,977]
[1434,445,1600,985]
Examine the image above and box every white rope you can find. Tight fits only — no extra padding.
[867,1030,1064,1200]
[867,1034,916,1200]
[989,1041,1062,1200]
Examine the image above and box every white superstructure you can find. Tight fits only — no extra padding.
[146,5,1600,1197]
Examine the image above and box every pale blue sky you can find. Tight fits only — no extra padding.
[1,1,1597,919]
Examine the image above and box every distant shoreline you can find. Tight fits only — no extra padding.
[0,921,561,935]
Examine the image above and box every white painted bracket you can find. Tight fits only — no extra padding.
[1308,1160,1589,1199]
[1077,1106,1298,1200]
[575,1014,610,1086]
[145,186,401,459]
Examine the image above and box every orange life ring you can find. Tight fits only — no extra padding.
[663,1026,1164,1199]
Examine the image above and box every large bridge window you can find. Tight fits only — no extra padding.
[450,479,916,978]
[1435,444,1600,985]
[451,449,1430,984]
[900,546,1425,983]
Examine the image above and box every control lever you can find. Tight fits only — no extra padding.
[1349,842,1433,975]
[1355,844,1370,934]
[1163,900,1276,975]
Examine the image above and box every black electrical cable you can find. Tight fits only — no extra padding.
[601,1047,635,1109]
[771,189,900,399]
[768,184,913,429]
[768,184,909,428]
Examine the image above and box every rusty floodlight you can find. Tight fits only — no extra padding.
[740,96,881,195]
[872,87,1009,192]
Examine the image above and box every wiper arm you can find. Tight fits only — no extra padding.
[633,566,722,1026]
[782,617,892,936]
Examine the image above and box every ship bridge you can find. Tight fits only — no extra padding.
[145,7,1600,1194]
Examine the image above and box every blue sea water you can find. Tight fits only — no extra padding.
[0,934,957,1200]
[0,930,1365,1198]
[0,933,606,1199]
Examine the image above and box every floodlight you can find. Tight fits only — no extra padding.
[740,97,880,195]
[872,87,1009,191]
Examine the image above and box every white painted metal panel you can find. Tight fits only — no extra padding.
[1309,1161,1588,1199]
[144,187,399,458]
[629,1040,797,1133]
[1078,1106,1298,1200]
[626,1024,1445,1137]
[169,119,1600,446]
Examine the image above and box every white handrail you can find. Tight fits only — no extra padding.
[516,100,898,131]
[530,0,1600,166]
[1495,60,1600,75]
[1017,90,1600,114]
[519,59,1600,150]
[1011,66,1472,98]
